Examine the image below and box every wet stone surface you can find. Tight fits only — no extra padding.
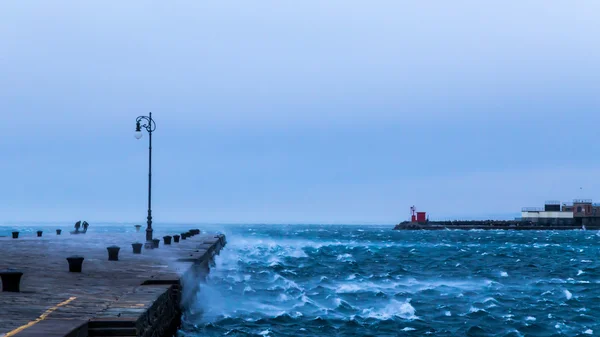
[0,232,223,335]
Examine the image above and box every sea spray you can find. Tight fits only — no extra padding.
[177,224,600,337]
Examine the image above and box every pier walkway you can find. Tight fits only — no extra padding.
[0,229,225,337]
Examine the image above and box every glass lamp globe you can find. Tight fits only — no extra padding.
[135,131,143,139]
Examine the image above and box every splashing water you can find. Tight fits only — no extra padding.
[179,224,600,336]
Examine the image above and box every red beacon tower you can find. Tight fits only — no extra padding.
[410,206,427,223]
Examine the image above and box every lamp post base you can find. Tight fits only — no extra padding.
[144,241,154,249]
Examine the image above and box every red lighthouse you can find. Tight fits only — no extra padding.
[410,206,427,223]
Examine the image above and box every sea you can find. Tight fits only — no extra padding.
[2,223,600,336]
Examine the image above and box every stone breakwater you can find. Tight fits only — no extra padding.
[0,229,226,337]
[394,220,600,230]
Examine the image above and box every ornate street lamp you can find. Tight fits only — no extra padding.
[135,112,156,248]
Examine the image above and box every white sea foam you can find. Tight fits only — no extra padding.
[336,284,363,293]
[564,289,573,300]
[500,271,508,277]
[401,327,416,331]
[584,329,593,335]
[288,248,308,258]
[347,274,357,280]
[578,270,584,276]
[526,316,536,321]
[336,253,355,262]
[445,311,451,316]
[361,299,417,320]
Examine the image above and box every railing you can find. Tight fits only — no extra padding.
[522,207,544,212]
[573,199,593,203]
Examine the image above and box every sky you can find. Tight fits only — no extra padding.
[1,1,599,224]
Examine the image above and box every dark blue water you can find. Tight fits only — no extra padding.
[180,225,600,337]
[3,223,598,336]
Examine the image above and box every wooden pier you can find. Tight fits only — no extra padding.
[0,229,226,337]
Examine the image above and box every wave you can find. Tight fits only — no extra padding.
[186,225,600,336]
[360,299,417,320]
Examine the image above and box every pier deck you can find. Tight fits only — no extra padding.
[0,230,225,337]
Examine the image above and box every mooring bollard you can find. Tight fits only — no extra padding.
[134,225,141,232]
[107,246,120,261]
[163,236,172,245]
[187,231,194,237]
[191,229,201,235]
[56,229,62,235]
[132,242,143,254]
[152,238,160,248]
[181,233,187,240]
[0,269,23,292]
[11,232,19,239]
[37,230,43,237]
[173,235,180,243]
[66,256,85,272]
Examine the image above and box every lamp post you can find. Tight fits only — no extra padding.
[135,113,156,248]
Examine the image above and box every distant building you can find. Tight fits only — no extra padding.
[521,199,600,226]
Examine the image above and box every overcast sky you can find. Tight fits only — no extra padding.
[1,1,599,223]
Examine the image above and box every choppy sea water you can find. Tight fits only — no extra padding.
[2,223,599,336]
[181,225,600,337]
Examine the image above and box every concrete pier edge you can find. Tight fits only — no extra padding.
[0,231,227,337]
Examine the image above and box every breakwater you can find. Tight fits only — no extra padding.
[0,228,226,337]
[394,220,600,230]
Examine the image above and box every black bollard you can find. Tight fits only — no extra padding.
[191,229,201,235]
[66,256,85,272]
[181,233,187,240]
[152,238,160,248]
[134,225,141,232]
[11,232,19,239]
[132,242,143,254]
[163,236,172,245]
[107,246,120,261]
[37,230,43,237]
[187,231,194,237]
[56,229,62,235]
[173,235,180,243]
[0,269,23,292]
